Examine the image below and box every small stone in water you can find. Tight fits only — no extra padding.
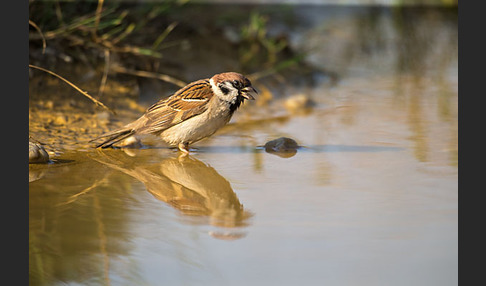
[29,142,50,163]
[264,137,299,158]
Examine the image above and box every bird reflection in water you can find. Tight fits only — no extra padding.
[92,149,251,239]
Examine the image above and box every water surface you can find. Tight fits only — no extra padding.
[29,5,457,286]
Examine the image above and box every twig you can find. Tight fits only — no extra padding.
[112,65,186,87]
[29,64,116,114]
[108,45,163,58]
[29,20,46,54]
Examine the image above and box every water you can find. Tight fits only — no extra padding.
[29,5,457,286]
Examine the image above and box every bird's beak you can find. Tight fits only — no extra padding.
[241,86,257,100]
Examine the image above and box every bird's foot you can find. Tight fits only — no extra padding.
[178,142,190,154]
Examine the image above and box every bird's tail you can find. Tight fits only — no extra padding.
[90,128,136,148]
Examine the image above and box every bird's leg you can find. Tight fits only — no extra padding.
[178,142,190,154]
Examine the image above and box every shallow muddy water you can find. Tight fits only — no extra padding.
[29,5,457,286]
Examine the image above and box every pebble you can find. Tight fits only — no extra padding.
[44,100,54,109]
[284,94,315,114]
[119,136,143,149]
[53,114,68,125]
[264,137,299,158]
[29,142,50,163]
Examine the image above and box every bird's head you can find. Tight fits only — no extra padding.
[210,72,258,105]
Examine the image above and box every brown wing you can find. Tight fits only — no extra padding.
[135,79,213,134]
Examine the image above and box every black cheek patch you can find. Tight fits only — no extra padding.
[219,85,230,95]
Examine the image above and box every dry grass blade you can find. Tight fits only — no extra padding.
[152,22,178,50]
[29,64,116,115]
[109,45,163,58]
[29,20,46,54]
[247,54,306,81]
[98,48,111,97]
[34,7,116,41]
[112,65,186,87]
[111,23,136,45]
[93,0,105,41]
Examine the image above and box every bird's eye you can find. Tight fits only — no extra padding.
[232,80,241,89]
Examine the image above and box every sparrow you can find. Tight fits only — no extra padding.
[91,72,257,153]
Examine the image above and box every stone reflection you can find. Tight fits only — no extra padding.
[93,150,251,229]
